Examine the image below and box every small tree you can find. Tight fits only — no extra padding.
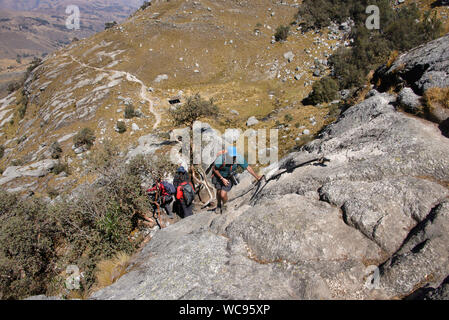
[169,93,218,129]
[169,93,219,183]
[73,127,96,149]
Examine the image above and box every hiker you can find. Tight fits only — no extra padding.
[173,166,190,189]
[172,166,190,217]
[146,177,176,219]
[212,146,262,214]
[175,170,195,218]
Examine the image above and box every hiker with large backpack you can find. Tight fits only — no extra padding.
[172,166,190,217]
[211,146,262,214]
[175,169,195,218]
[147,177,176,219]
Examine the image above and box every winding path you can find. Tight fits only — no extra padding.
[65,54,161,130]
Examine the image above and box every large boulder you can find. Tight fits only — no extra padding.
[376,34,449,94]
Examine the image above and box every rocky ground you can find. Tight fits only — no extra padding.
[89,34,449,300]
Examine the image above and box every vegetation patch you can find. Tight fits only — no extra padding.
[73,128,96,150]
[0,142,175,299]
[299,0,443,103]
[274,25,290,42]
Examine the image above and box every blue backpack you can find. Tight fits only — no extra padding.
[162,181,176,195]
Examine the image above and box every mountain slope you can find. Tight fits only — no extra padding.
[0,0,348,195]
[91,35,449,300]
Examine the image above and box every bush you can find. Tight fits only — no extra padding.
[51,161,69,175]
[303,77,339,105]
[0,145,4,159]
[104,21,117,30]
[0,193,59,299]
[0,151,176,299]
[274,25,290,42]
[7,82,21,94]
[139,1,152,11]
[50,142,62,159]
[124,105,135,119]
[284,114,294,122]
[116,121,126,134]
[296,0,443,93]
[73,128,96,149]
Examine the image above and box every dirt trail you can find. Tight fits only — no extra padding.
[65,54,161,130]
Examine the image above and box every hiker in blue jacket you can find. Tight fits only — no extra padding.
[212,146,261,214]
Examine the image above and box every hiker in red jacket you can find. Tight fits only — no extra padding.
[147,177,175,218]
[174,168,195,218]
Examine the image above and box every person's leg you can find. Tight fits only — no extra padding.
[220,190,228,205]
[216,189,222,208]
[173,200,181,218]
[181,201,193,218]
[163,196,174,218]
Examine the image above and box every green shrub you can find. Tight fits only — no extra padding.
[0,193,59,299]
[274,25,290,42]
[104,21,117,30]
[139,1,151,11]
[73,128,96,149]
[284,114,294,122]
[124,106,135,119]
[116,121,126,134]
[7,82,21,94]
[303,77,339,105]
[50,142,62,159]
[0,151,176,299]
[51,161,69,175]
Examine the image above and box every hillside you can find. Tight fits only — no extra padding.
[0,0,448,300]
[0,0,143,97]
[90,33,448,300]
[0,0,352,196]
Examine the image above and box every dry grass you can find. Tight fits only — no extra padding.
[94,252,132,289]
[386,50,399,69]
[424,87,449,111]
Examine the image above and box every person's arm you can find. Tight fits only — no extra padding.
[246,165,262,182]
[213,166,230,186]
[147,185,157,193]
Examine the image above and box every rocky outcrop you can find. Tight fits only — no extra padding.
[375,34,449,138]
[0,159,58,186]
[376,34,449,94]
[92,87,449,300]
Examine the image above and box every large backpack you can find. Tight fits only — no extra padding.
[181,182,195,206]
[162,181,176,195]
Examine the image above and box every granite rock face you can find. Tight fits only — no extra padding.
[92,89,449,300]
[376,34,449,94]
